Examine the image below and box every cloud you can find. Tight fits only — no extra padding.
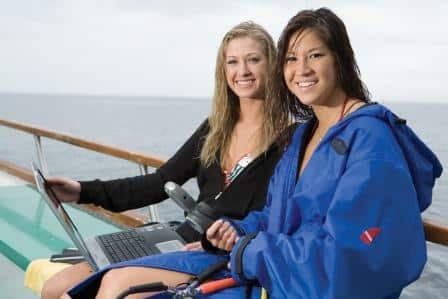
[0,0,447,102]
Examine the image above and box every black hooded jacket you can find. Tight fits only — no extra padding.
[78,120,284,222]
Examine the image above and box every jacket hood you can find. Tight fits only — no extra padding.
[342,103,443,211]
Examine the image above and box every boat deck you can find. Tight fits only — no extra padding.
[0,252,36,298]
[0,170,120,298]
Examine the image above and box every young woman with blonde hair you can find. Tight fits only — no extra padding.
[41,21,290,299]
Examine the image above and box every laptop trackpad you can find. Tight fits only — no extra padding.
[138,224,185,253]
[156,240,184,253]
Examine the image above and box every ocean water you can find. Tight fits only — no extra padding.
[0,93,447,298]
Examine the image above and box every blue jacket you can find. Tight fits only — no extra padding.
[229,104,442,299]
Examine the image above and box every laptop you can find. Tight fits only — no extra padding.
[31,162,186,271]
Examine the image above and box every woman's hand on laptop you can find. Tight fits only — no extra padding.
[45,177,81,203]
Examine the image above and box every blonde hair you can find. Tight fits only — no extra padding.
[200,21,289,166]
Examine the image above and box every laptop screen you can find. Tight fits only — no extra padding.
[31,162,97,269]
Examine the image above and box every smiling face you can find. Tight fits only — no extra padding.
[283,29,341,107]
[225,36,268,100]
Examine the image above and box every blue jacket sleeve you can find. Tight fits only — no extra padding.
[229,201,270,236]
[230,158,426,299]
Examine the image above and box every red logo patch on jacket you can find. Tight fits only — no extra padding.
[360,228,381,245]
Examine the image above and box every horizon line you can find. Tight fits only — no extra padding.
[0,90,446,104]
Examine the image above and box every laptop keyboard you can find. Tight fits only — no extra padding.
[98,230,152,263]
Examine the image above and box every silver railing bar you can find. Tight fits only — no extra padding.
[34,135,49,176]
[33,134,50,227]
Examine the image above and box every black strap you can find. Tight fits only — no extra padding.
[234,233,258,282]
[115,282,168,299]
[196,259,229,284]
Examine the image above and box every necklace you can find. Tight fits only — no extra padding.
[225,124,261,168]
[338,97,349,121]
[314,96,349,142]
[231,124,261,147]
[342,99,363,118]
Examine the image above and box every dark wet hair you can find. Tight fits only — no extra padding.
[275,7,370,121]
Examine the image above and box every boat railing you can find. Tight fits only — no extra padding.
[0,117,166,227]
[1,118,447,246]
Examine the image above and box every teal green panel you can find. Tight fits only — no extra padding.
[0,184,120,269]
[0,240,29,270]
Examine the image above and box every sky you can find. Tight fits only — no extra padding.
[0,0,447,102]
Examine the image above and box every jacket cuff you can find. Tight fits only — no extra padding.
[200,217,246,254]
[230,232,258,283]
[78,180,98,204]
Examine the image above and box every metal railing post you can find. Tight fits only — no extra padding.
[33,134,49,227]
[139,164,159,223]
[34,135,49,175]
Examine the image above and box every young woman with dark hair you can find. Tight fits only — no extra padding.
[207,8,442,298]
